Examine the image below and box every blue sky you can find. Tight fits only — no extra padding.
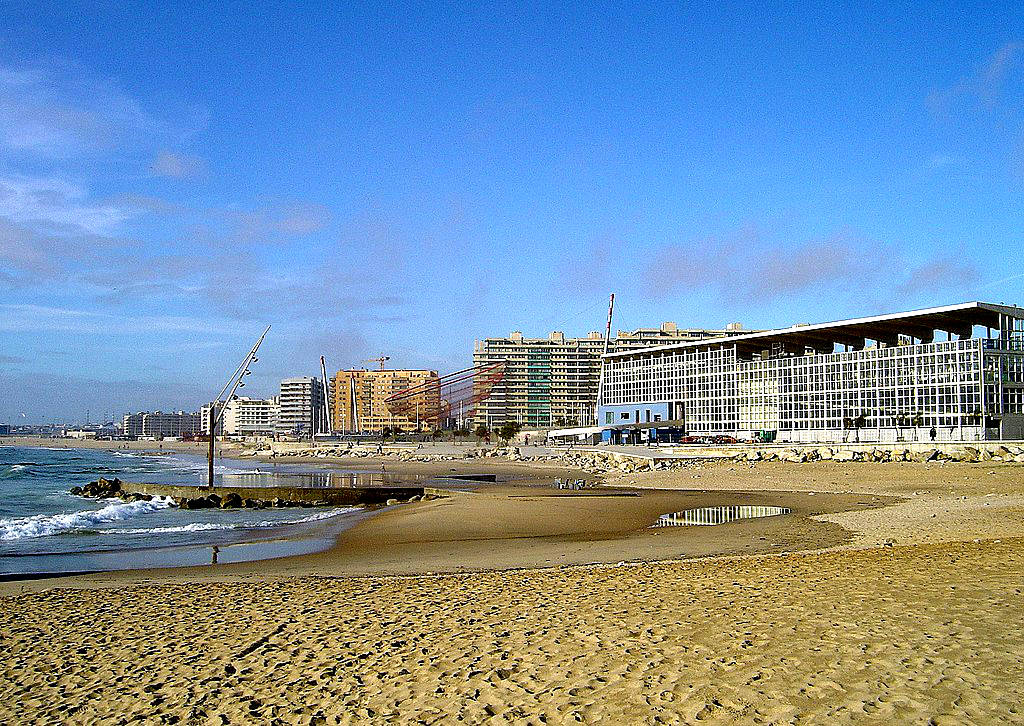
[1,1,1022,423]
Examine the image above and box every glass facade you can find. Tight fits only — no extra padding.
[602,335,1024,442]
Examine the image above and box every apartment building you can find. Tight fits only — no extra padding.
[122,411,200,438]
[333,369,441,434]
[225,397,279,436]
[276,377,325,437]
[472,322,745,429]
[200,397,279,437]
[199,401,227,436]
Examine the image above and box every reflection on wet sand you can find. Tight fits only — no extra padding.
[652,505,791,527]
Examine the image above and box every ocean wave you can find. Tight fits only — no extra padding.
[0,497,175,541]
[111,452,253,476]
[114,507,360,535]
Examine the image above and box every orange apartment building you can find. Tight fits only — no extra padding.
[332,369,441,433]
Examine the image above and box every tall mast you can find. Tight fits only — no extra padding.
[349,376,358,433]
[208,325,270,487]
[320,355,333,435]
[595,293,615,425]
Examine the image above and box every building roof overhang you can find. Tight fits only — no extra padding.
[603,301,1024,360]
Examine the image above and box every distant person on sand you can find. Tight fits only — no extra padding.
[381,462,386,474]
[930,427,937,442]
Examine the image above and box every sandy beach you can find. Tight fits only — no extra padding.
[2,443,1023,723]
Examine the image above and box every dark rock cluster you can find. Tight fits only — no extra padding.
[69,477,123,498]
[177,493,326,509]
[70,477,157,502]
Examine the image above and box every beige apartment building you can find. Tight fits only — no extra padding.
[472,322,745,429]
[333,369,441,433]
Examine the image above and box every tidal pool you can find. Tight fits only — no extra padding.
[652,505,791,527]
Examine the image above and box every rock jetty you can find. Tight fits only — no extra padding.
[71,478,329,509]
[70,476,426,509]
[250,441,1024,476]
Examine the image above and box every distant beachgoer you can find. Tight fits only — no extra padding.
[381,462,386,474]
[211,546,219,565]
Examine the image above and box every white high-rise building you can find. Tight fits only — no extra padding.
[276,377,325,437]
[224,397,279,436]
[199,402,227,436]
[122,411,200,438]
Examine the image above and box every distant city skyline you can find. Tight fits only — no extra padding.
[2,2,1023,421]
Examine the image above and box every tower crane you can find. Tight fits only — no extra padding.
[364,356,390,370]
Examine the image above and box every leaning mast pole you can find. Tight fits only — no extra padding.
[207,325,270,487]
[595,293,615,425]
[320,355,333,436]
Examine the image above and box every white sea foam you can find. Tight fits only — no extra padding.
[0,497,174,541]
[115,507,360,535]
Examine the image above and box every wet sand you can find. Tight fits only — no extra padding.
[2,456,1023,723]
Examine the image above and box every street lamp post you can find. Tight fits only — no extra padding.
[207,326,270,488]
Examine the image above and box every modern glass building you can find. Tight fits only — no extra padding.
[599,302,1024,443]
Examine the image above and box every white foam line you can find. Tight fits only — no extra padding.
[113,507,360,536]
[0,497,174,541]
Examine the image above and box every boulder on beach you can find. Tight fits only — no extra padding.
[179,496,216,510]
[220,493,243,508]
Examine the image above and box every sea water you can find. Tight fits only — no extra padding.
[0,446,386,576]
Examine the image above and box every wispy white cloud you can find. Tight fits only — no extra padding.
[0,59,202,157]
[925,154,966,172]
[895,258,980,296]
[928,41,1023,115]
[0,303,244,335]
[150,150,206,179]
[212,201,332,243]
[644,224,981,306]
[0,175,136,235]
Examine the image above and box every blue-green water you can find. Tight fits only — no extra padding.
[0,446,384,575]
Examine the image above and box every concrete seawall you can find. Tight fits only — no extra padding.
[123,482,424,506]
